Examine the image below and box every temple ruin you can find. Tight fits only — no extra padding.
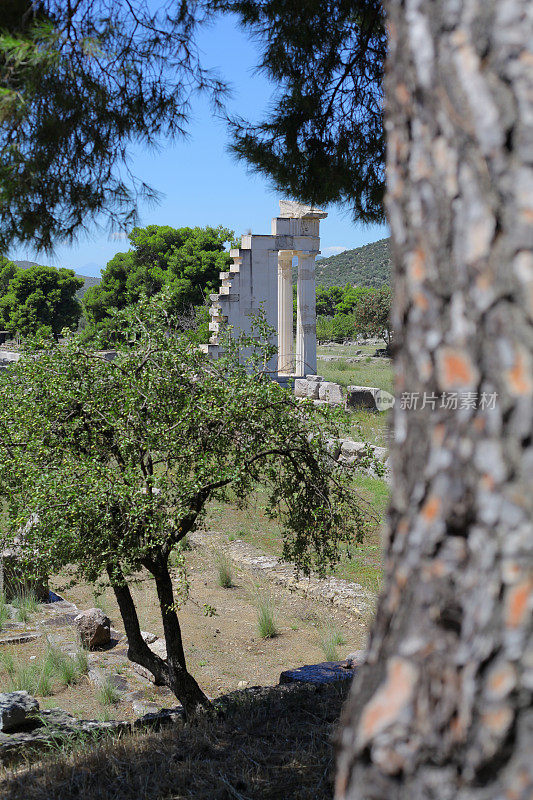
[202,200,327,379]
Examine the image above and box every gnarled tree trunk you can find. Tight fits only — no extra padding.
[336,1,533,798]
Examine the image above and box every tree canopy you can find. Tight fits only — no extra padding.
[0,294,369,716]
[353,285,391,345]
[1,1,386,253]
[0,262,83,337]
[83,224,234,336]
[216,0,386,222]
[0,0,225,251]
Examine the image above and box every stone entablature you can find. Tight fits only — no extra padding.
[202,200,327,378]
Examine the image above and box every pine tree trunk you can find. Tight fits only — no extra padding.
[336,2,533,798]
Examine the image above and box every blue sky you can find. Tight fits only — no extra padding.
[9,14,388,279]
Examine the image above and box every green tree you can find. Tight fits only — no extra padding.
[83,224,234,334]
[0,256,18,295]
[0,1,224,251]
[316,285,344,317]
[352,286,391,346]
[336,285,372,315]
[0,264,83,337]
[0,294,367,718]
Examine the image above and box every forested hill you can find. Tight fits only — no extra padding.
[315,237,391,288]
[12,261,101,299]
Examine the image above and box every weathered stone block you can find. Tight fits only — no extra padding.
[306,381,321,399]
[339,440,366,464]
[279,661,357,685]
[0,692,39,732]
[74,608,111,650]
[318,382,344,404]
[346,385,381,411]
[294,378,309,398]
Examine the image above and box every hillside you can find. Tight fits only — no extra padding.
[314,237,391,289]
[12,261,101,300]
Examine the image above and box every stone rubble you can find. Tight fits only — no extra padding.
[189,530,375,615]
[0,692,39,732]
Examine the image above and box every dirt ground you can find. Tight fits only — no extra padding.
[0,540,370,721]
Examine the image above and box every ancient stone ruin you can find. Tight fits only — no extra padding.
[202,200,327,379]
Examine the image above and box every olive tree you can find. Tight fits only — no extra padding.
[0,294,367,718]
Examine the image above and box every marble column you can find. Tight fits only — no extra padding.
[277,250,294,374]
[295,251,317,377]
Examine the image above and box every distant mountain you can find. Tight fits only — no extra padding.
[313,238,391,289]
[12,261,101,300]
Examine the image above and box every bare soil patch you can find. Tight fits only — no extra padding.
[1,541,369,722]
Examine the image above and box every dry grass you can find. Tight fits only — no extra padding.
[0,681,351,800]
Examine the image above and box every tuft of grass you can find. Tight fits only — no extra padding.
[0,650,16,678]
[256,595,278,639]
[73,648,89,677]
[216,552,233,588]
[7,660,54,697]
[319,626,347,662]
[9,664,39,694]
[0,592,9,630]
[92,589,109,615]
[12,589,40,622]
[45,644,89,686]
[97,678,121,706]
[35,662,54,697]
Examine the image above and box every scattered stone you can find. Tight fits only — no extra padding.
[306,380,321,399]
[132,700,160,717]
[149,638,167,659]
[345,385,382,411]
[294,378,308,398]
[141,631,158,645]
[279,661,357,686]
[237,680,249,688]
[318,381,343,404]
[42,613,79,627]
[0,692,39,732]
[338,440,366,464]
[131,663,154,683]
[345,650,367,666]
[345,385,395,412]
[0,632,42,647]
[87,667,107,687]
[189,531,374,614]
[74,608,111,649]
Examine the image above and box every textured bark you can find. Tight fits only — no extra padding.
[108,564,210,719]
[336,2,533,798]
